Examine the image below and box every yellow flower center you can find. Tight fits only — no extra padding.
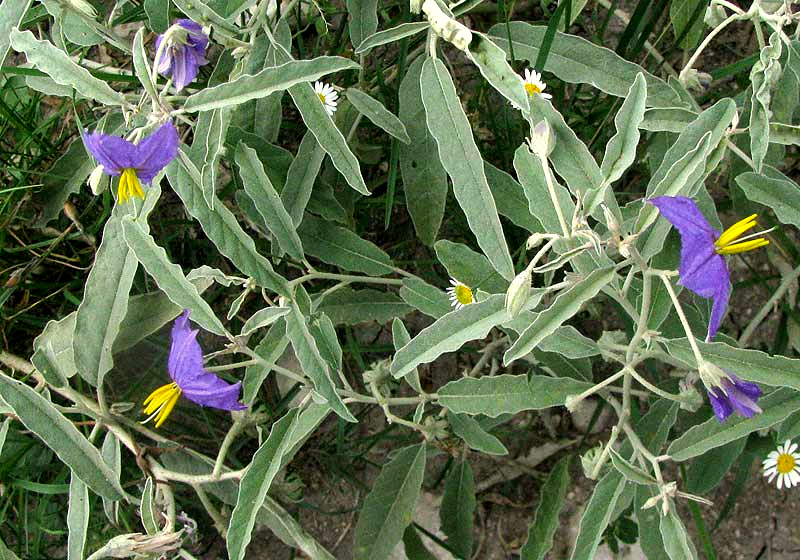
[142,382,182,428]
[118,168,145,204]
[714,213,770,255]
[317,92,327,104]
[525,82,542,96]
[454,284,474,306]
[777,452,797,475]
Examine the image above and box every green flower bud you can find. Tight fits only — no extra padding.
[505,268,532,318]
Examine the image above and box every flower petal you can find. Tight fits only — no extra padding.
[83,130,139,174]
[181,375,247,410]
[707,278,730,341]
[133,122,179,182]
[707,387,733,422]
[167,309,205,386]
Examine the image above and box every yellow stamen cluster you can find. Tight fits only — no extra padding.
[317,93,327,104]
[524,82,542,96]
[118,168,145,203]
[142,382,182,428]
[714,214,770,255]
[454,284,473,305]
[777,452,797,475]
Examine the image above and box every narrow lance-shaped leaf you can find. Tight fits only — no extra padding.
[345,88,411,144]
[420,57,514,280]
[281,131,325,226]
[600,72,647,186]
[0,374,123,501]
[67,473,89,560]
[121,217,228,336]
[132,28,158,104]
[355,22,429,55]
[235,143,304,260]
[521,455,571,560]
[504,268,615,365]
[183,57,361,112]
[198,108,231,208]
[467,33,529,113]
[569,471,626,560]
[736,171,800,230]
[353,444,427,560]
[660,508,697,560]
[171,0,239,34]
[346,0,378,49]
[0,0,31,69]
[440,460,476,559]
[399,56,447,246]
[10,29,126,106]
[227,408,300,560]
[298,214,394,275]
[448,411,508,455]
[749,32,782,173]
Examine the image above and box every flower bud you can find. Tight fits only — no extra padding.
[678,379,703,412]
[505,268,532,318]
[704,4,727,27]
[527,119,554,156]
[580,444,605,480]
[68,0,98,18]
[363,359,392,385]
[88,165,106,195]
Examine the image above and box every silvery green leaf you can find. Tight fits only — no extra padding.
[73,209,140,387]
[171,0,238,33]
[0,418,9,456]
[520,455,571,560]
[421,57,514,280]
[121,217,228,337]
[685,437,747,495]
[558,0,589,28]
[635,486,670,560]
[346,0,378,49]
[132,28,158,103]
[355,22,429,55]
[660,508,697,560]
[242,320,288,404]
[183,57,360,112]
[167,154,290,296]
[528,95,603,197]
[640,107,697,132]
[569,471,626,560]
[513,144,575,235]
[345,88,410,144]
[198,108,232,208]
[0,374,123,501]
[40,0,102,47]
[259,497,337,560]
[440,459,476,559]
[144,0,169,33]
[399,57,447,246]
[467,33,529,113]
[0,537,21,560]
[437,374,592,417]
[0,0,31,70]
[282,132,325,226]
[668,388,800,461]
[392,318,422,392]
[664,338,800,391]
[310,314,342,374]
[769,122,800,145]
[32,312,76,387]
[10,29,126,106]
[279,403,331,468]
[140,478,159,535]
[353,444,426,560]
[504,268,615,365]
[317,288,411,325]
[736,171,800,229]
[298,214,394,275]
[236,143,304,260]
[403,526,437,560]
[391,295,509,378]
[669,0,706,49]
[240,307,290,337]
[750,33,782,172]
[285,301,356,422]
[779,410,800,442]
[538,326,600,359]
[227,408,300,560]
[100,432,121,525]
[399,277,451,319]
[600,73,647,186]
[67,473,89,560]
[488,22,682,108]
[434,240,509,294]
[448,411,508,455]
[485,162,543,233]
[608,447,657,485]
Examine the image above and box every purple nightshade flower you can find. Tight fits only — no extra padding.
[707,374,763,422]
[155,19,209,92]
[143,310,246,428]
[83,121,179,203]
[648,196,769,340]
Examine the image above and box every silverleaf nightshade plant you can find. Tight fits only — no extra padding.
[142,310,247,428]
[155,19,210,92]
[83,121,179,203]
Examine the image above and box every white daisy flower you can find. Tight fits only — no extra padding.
[522,68,552,100]
[314,81,338,116]
[763,439,800,489]
[447,278,474,310]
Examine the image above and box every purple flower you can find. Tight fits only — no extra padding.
[155,19,209,91]
[143,310,246,428]
[707,374,763,422]
[648,196,769,340]
[84,121,179,203]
